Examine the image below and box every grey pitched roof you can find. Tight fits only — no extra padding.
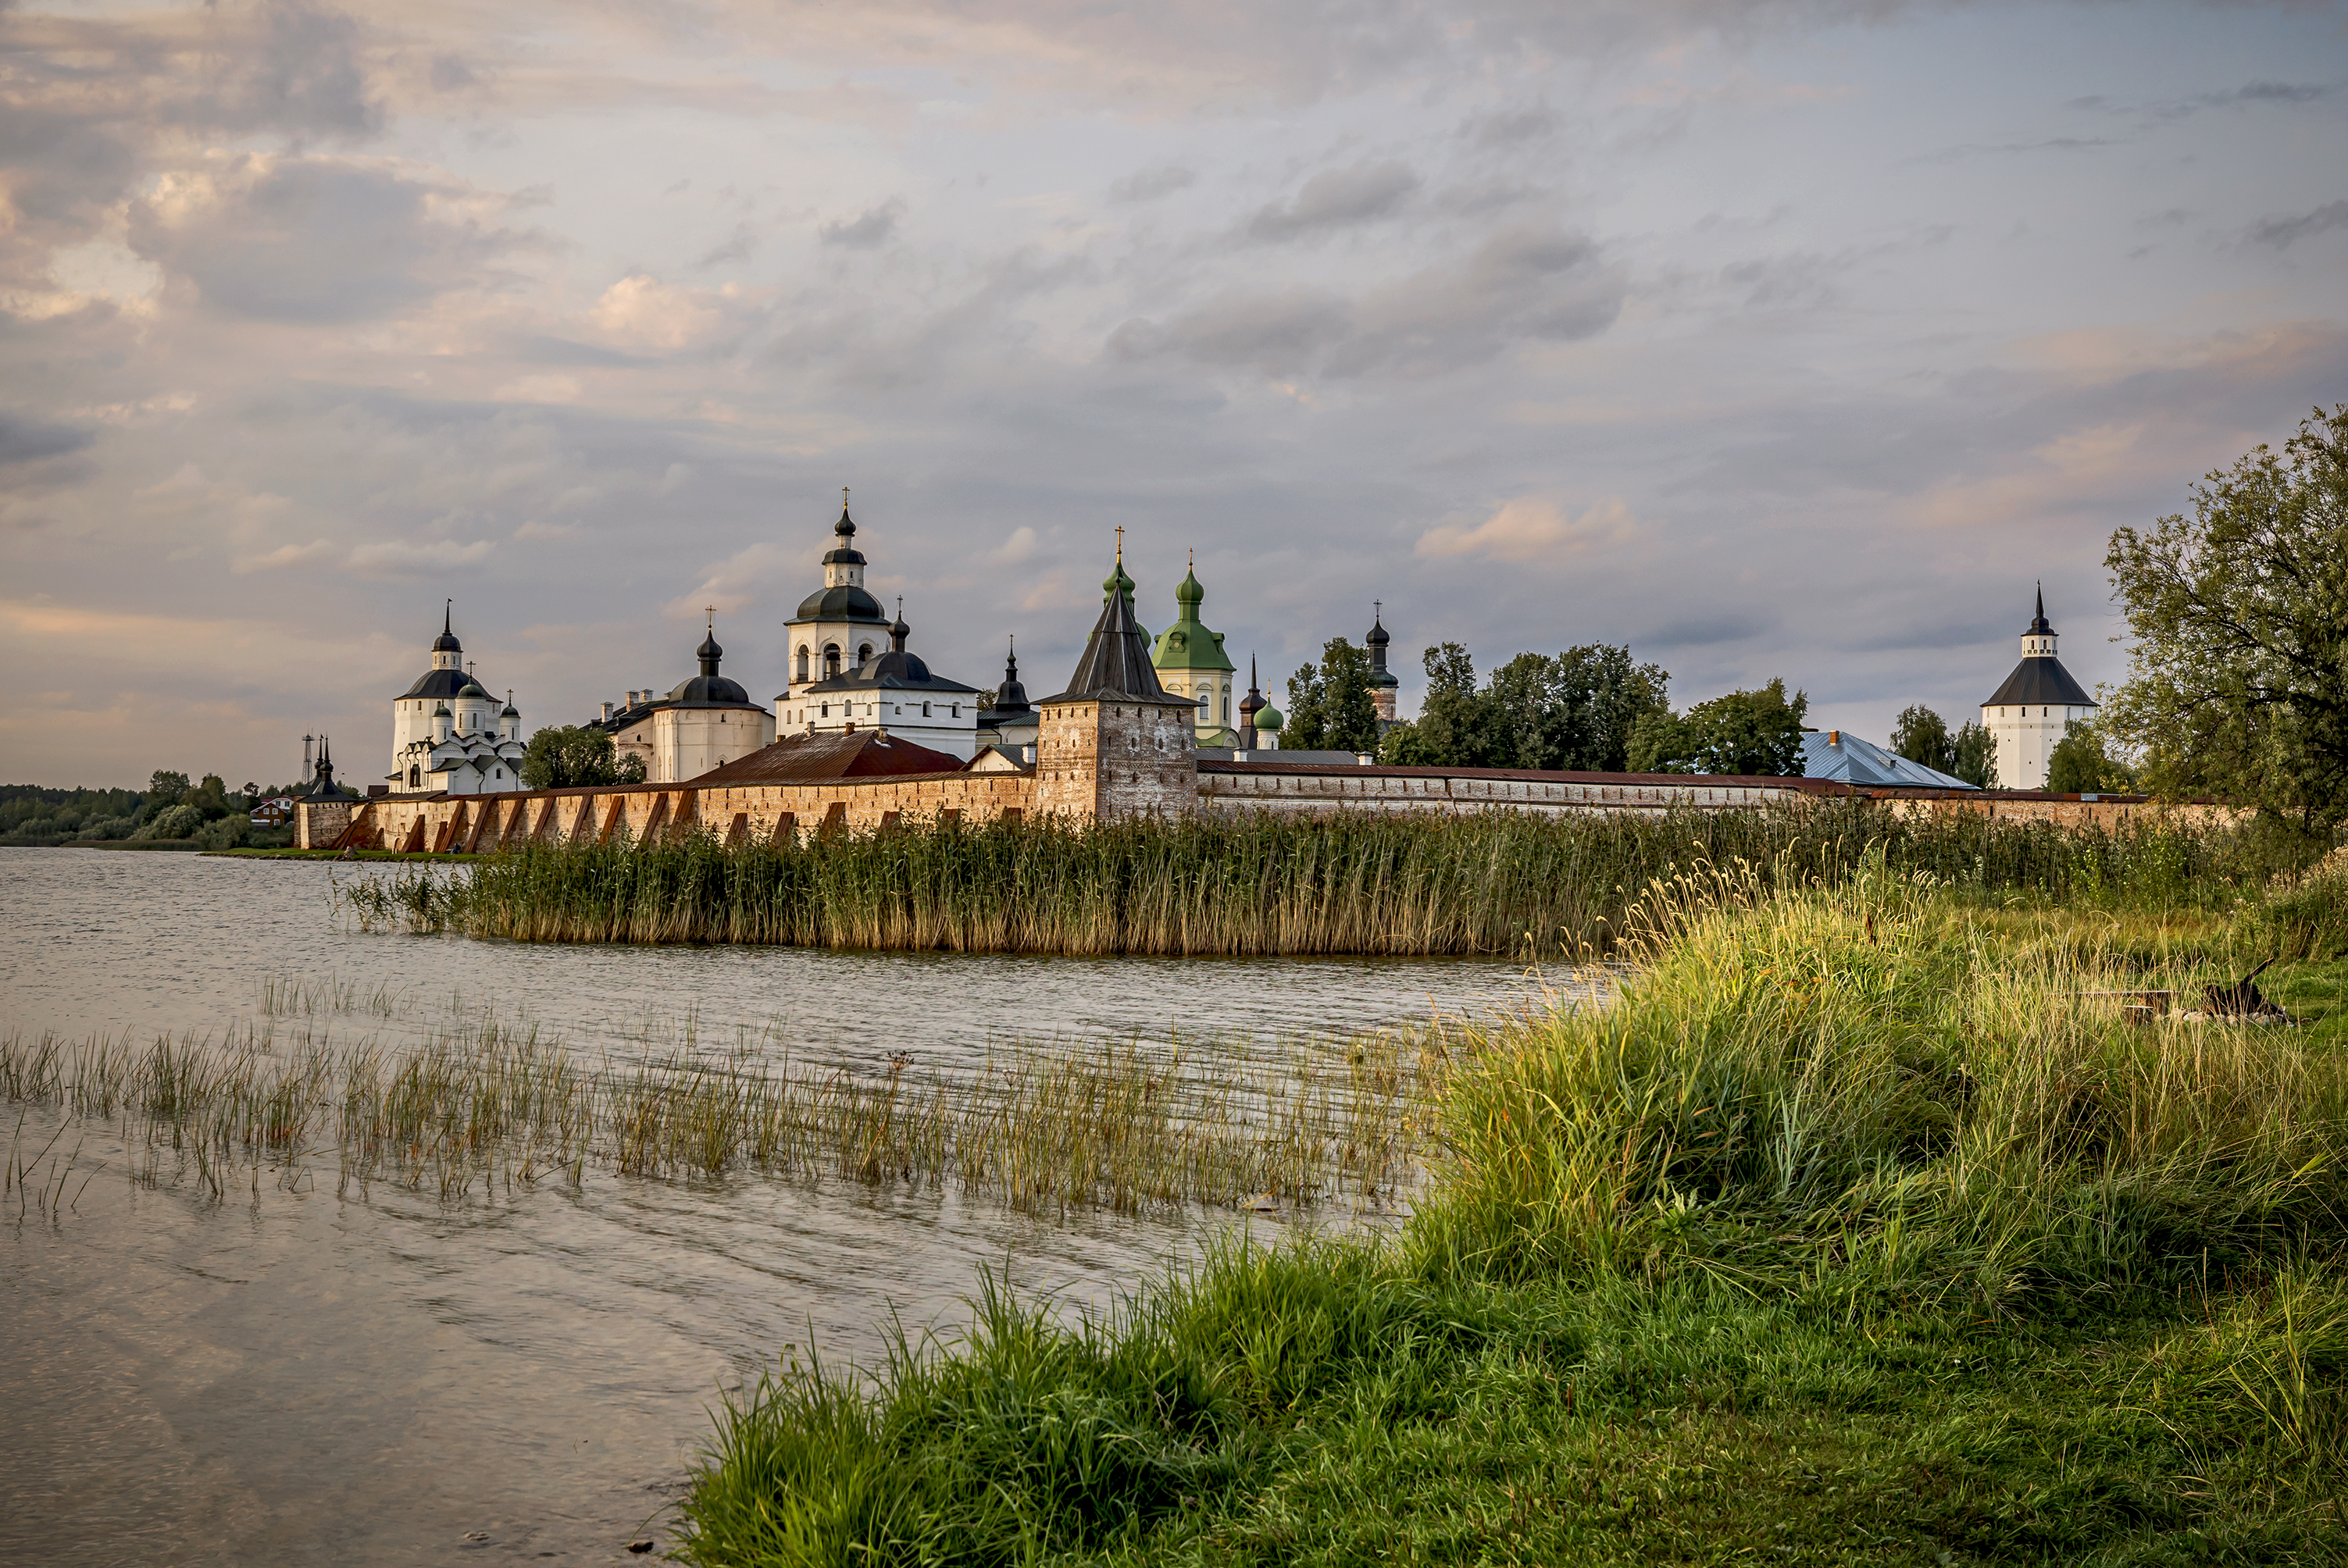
[1800,730,1977,789]
[1037,560,1190,706]
[1983,655,2096,708]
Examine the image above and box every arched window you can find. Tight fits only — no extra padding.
[823,643,841,679]
[408,765,420,787]
[922,701,931,718]
[858,643,873,667]
[795,645,810,682]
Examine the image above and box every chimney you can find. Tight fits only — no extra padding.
[601,701,614,722]
[1829,730,1840,746]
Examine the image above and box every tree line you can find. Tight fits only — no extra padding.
[1284,636,1822,777]
[0,771,305,848]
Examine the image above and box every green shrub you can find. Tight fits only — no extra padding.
[136,802,205,840]
[198,813,251,850]
[76,817,135,842]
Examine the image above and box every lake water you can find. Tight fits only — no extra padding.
[0,849,1560,1565]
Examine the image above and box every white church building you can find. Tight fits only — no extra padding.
[1981,587,2097,791]
[389,605,529,795]
[599,615,779,783]
[771,498,985,759]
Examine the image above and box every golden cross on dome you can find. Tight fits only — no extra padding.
[705,605,715,630]
[1115,525,1124,565]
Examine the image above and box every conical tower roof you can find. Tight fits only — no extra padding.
[1041,539,1189,705]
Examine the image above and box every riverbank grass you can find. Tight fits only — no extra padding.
[678,855,2348,1565]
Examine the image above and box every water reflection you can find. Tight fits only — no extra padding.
[0,849,1561,1565]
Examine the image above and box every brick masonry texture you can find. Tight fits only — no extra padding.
[302,753,2239,852]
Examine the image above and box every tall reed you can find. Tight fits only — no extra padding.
[340,801,2292,956]
[0,1015,1434,1215]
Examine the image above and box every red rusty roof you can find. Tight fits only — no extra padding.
[690,729,969,786]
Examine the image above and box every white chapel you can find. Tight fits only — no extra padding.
[389,604,529,795]
[1980,587,2097,791]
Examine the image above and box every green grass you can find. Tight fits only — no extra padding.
[674,852,2348,1566]
[339,802,2313,957]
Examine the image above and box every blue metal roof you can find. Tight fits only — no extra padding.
[1800,729,1978,789]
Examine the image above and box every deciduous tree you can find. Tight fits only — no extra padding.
[1285,640,1381,753]
[2105,405,2348,832]
[1626,679,1808,776]
[521,725,643,789]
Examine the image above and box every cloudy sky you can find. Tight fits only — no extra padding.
[2,0,2343,788]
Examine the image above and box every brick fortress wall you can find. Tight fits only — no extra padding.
[302,758,2232,850]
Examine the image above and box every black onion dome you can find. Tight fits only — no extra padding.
[432,601,461,653]
[795,583,890,621]
[668,672,755,705]
[401,668,473,699]
[1365,615,1390,647]
[697,631,723,661]
[823,504,866,567]
[990,640,1029,712]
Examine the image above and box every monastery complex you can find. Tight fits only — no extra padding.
[298,500,2170,853]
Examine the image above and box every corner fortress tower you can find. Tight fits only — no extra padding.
[1034,534,1199,821]
[1981,586,2096,790]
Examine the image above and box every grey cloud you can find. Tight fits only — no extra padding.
[1246,159,1420,241]
[2075,77,2336,124]
[1114,226,1620,380]
[1110,288,1351,376]
[699,222,759,266]
[508,335,655,368]
[1906,137,2113,165]
[201,1,384,141]
[1461,105,1554,146]
[129,160,517,323]
[1109,164,1196,203]
[0,412,95,465]
[2249,198,2348,249]
[428,53,477,92]
[1640,611,1773,648]
[819,199,904,248]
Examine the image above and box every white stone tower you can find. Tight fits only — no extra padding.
[1980,586,2096,790]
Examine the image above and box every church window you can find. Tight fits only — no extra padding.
[795,646,810,682]
[922,702,931,718]
[824,644,841,679]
